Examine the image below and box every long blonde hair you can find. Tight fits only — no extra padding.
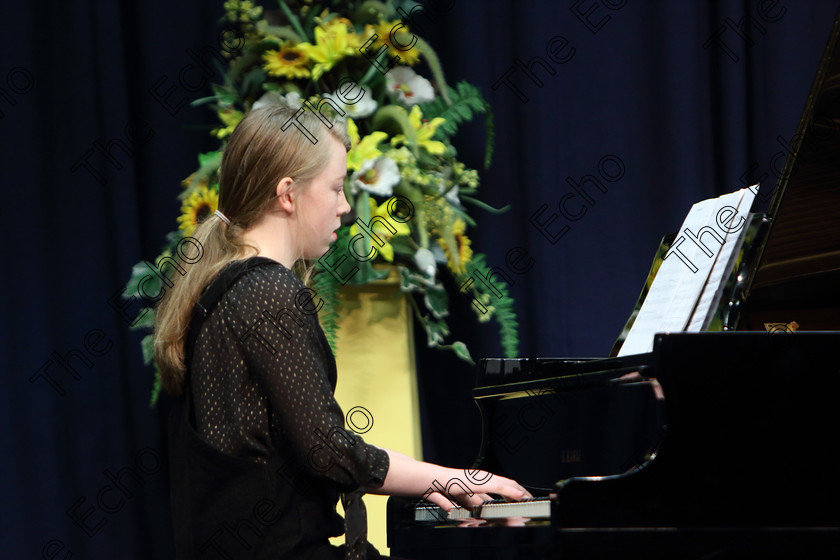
[154,105,350,396]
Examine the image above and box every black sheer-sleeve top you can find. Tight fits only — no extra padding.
[189,258,390,493]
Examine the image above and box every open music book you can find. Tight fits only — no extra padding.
[617,186,757,356]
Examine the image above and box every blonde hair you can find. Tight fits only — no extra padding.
[154,105,350,396]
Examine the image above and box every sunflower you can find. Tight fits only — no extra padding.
[177,185,219,236]
[369,20,420,66]
[439,219,473,275]
[262,42,311,79]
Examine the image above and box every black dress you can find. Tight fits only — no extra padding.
[168,257,391,559]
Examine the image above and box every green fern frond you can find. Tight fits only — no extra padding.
[418,81,495,166]
[419,81,484,136]
[483,107,495,168]
[494,292,520,358]
[464,254,520,357]
[150,364,162,407]
[311,265,342,354]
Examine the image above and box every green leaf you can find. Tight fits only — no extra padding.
[417,82,494,166]
[348,259,391,284]
[398,264,436,292]
[483,109,495,169]
[150,364,162,408]
[278,0,309,42]
[141,333,155,365]
[241,67,267,97]
[126,261,160,300]
[423,282,449,319]
[398,266,422,292]
[459,195,510,215]
[182,151,223,197]
[210,83,238,106]
[388,235,415,256]
[414,36,451,105]
[440,341,474,364]
[198,150,221,168]
[419,315,449,347]
[311,264,342,354]
[255,21,303,43]
[189,95,222,107]
[372,105,417,150]
[463,253,520,357]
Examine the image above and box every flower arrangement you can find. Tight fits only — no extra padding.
[126,0,519,403]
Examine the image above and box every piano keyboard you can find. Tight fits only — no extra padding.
[414,498,551,521]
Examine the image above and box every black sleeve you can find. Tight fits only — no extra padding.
[225,263,390,492]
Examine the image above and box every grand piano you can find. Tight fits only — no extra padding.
[386,8,840,560]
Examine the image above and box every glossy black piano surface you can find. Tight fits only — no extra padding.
[388,333,840,559]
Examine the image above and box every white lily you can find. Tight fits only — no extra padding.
[439,182,461,206]
[324,84,377,118]
[385,66,435,105]
[252,90,302,111]
[350,156,401,197]
[414,247,437,279]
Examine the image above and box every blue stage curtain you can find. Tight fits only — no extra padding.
[2,1,838,557]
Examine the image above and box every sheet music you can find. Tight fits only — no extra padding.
[618,187,756,356]
[686,187,756,331]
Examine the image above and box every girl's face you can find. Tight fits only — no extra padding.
[296,136,351,259]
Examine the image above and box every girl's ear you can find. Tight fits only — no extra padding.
[275,177,295,214]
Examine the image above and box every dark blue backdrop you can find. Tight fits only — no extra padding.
[2,1,838,557]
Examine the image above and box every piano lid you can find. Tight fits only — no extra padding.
[750,7,840,294]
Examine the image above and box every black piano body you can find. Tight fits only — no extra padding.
[388,333,840,559]
[387,6,840,559]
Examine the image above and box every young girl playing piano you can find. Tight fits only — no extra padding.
[154,106,531,560]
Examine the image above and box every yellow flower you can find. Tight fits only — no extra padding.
[297,18,358,80]
[211,107,244,140]
[346,118,388,171]
[177,185,218,236]
[369,20,420,66]
[327,17,364,49]
[391,106,447,155]
[262,42,311,79]
[349,197,411,262]
[439,219,473,275]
